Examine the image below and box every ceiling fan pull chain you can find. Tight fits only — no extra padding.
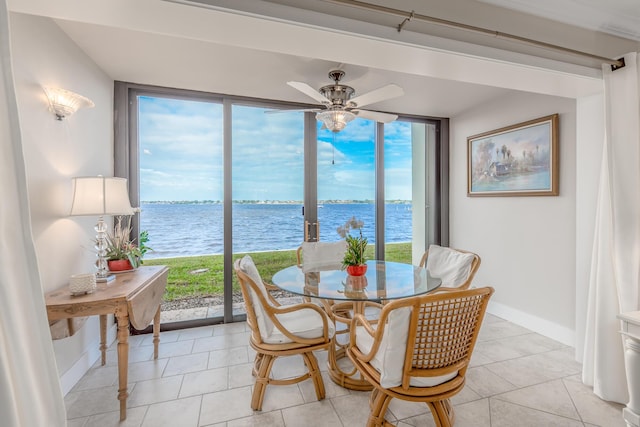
[332,132,336,165]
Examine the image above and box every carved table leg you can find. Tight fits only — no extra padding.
[115,309,130,421]
[153,306,161,359]
[99,315,107,366]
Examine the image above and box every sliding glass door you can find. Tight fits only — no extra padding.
[316,120,376,247]
[137,95,224,322]
[117,82,445,327]
[383,120,436,264]
[231,105,304,318]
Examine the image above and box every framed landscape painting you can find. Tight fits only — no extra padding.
[467,114,559,197]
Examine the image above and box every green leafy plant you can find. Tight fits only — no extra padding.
[105,216,152,268]
[337,216,368,268]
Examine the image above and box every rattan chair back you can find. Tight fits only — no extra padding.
[348,287,494,427]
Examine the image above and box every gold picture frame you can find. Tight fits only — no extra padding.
[467,114,559,197]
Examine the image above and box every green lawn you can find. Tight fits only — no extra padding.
[144,242,412,301]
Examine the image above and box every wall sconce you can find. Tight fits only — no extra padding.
[43,87,94,120]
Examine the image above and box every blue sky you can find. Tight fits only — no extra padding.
[139,96,414,201]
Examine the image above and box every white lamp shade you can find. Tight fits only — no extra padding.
[70,176,134,216]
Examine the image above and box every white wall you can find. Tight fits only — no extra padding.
[451,92,578,345]
[9,13,115,393]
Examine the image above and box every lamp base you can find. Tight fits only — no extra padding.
[96,274,116,283]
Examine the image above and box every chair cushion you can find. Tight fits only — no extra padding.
[355,306,411,388]
[355,306,458,388]
[239,255,275,338]
[240,255,334,344]
[425,244,475,288]
[301,241,348,272]
[266,307,335,344]
[409,371,458,387]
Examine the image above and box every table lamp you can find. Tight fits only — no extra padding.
[70,176,135,282]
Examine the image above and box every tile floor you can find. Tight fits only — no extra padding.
[65,313,627,427]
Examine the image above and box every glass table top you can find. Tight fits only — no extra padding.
[271,260,441,301]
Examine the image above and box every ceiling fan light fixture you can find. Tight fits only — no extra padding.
[316,109,356,133]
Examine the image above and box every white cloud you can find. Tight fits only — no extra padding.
[138,96,416,201]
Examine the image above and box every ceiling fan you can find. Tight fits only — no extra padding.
[286,69,404,132]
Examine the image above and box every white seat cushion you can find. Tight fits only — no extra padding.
[301,241,348,272]
[355,306,411,388]
[355,305,458,388]
[240,255,334,344]
[239,255,275,338]
[425,244,475,288]
[408,371,458,387]
[266,307,335,344]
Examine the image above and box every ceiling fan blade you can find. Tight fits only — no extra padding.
[287,81,331,105]
[265,108,321,114]
[354,109,398,123]
[348,84,404,108]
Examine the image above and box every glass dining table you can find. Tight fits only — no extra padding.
[272,260,442,390]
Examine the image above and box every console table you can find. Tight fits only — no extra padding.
[45,265,169,421]
[618,311,640,427]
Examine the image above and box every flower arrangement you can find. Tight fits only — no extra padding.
[105,215,151,269]
[337,216,368,269]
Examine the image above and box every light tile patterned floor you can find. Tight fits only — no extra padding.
[65,314,626,427]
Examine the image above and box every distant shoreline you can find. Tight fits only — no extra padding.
[141,200,411,205]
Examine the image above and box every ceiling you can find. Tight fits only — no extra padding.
[8,0,640,119]
[480,0,640,42]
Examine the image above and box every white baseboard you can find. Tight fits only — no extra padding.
[59,323,117,395]
[488,300,575,347]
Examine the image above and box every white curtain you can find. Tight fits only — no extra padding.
[583,52,640,404]
[0,2,67,426]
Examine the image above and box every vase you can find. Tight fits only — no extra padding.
[108,259,133,272]
[346,274,368,290]
[346,264,367,277]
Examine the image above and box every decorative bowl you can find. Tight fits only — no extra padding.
[69,273,97,295]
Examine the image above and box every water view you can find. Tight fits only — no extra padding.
[140,202,412,259]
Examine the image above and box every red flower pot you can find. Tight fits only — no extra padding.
[346,264,367,277]
[108,259,133,272]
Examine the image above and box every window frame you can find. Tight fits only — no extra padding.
[113,81,449,325]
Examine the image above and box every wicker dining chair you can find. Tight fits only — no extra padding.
[296,240,347,307]
[296,240,348,272]
[347,286,494,427]
[419,244,481,291]
[234,255,335,411]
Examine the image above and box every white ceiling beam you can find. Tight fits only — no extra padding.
[9,0,604,99]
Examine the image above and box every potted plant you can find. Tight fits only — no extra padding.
[105,216,151,271]
[337,216,368,276]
